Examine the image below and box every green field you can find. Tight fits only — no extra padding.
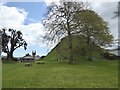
[2,60,118,88]
[2,36,119,88]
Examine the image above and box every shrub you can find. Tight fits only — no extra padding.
[13,58,18,61]
[25,63,32,67]
[40,56,46,59]
[103,52,117,60]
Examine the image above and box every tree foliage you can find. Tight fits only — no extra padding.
[74,10,113,60]
[42,1,89,64]
[43,1,113,62]
[1,28,27,60]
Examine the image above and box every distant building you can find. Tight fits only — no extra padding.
[35,55,40,60]
[32,51,36,60]
[19,55,34,62]
[19,54,40,62]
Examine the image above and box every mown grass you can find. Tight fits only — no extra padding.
[2,60,118,88]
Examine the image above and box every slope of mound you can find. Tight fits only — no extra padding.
[43,35,104,62]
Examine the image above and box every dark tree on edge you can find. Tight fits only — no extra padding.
[1,28,27,60]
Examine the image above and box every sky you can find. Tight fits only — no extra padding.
[0,0,119,57]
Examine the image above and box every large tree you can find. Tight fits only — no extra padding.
[74,10,113,61]
[42,1,89,64]
[1,28,27,60]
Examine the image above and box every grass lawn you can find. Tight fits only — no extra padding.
[2,60,118,88]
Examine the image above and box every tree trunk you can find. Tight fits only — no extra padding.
[68,31,74,64]
[7,51,13,61]
[87,37,93,61]
[88,47,92,61]
[7,43,14,61]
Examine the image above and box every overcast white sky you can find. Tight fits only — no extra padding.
[0,0,119,56]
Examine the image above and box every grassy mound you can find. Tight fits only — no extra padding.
[43,35,104,62]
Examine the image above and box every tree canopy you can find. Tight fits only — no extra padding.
[74,10,113,60]
[43,1,113,63]
[74,10,113,46]
[42,1,89,64]
[1,28,27,60]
